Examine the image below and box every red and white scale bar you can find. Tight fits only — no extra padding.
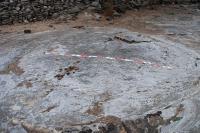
[45,51,173,69]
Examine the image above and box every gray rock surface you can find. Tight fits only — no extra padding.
[0,27,199,132]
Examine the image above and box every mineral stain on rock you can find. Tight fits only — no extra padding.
[68,105,184,133]
[85,101,103,116]
[64,66,79,74]
[17,81,33,88]
[41,105,57,113]
[0,58,24,76]
[55,65,79,80]
[85,91,112,116]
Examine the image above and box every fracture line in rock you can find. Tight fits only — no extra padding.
[45,52,173,69]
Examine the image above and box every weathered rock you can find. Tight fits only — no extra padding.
[68,6,81,14]
[113,11,121,17]
[0,0,92,25]
[0,0,199,25]
[80,126,93,133]
[91,1,100,7]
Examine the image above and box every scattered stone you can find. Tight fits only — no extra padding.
[62,127,80,133]
[114,32,151,43]
[91,1,100,7]
[0,0,91,25]
[24,29,32,34]
[94,14,102,21]
[24,20,29,24]
[72,25,85,29]
[57,15,68,22]
[48,24,54,28]
[113,11,121,17]
[68,6,80,14]
[0,0,199,25]
[106,16,113,21]
[52,13,59,19]
[80,126,92,133]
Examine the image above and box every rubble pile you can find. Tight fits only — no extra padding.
[0,0,93,25]
[0,0,198,25]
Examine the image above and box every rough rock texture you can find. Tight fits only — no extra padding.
[0,0,92,25]
[0,26,199,132]
[0,0,199,25]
